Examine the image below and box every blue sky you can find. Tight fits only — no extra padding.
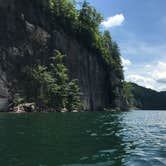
[77,0,166,91]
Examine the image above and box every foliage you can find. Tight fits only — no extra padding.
[13,93,25,106]
[78,1,103,30]
[123,82,134,107]
[22,50,82,111]
[124,82,166,110]
[44,0,123,74]
[66,79,82,110]
[49,0,78,33]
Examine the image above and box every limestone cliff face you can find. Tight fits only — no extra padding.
[0,1,126,111]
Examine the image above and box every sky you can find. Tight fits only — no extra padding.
[76,0,166,91]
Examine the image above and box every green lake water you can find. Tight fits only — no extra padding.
[0,111,165,166]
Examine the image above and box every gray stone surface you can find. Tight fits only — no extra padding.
[0,68,9,111]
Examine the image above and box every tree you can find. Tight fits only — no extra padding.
[49,50,69,108]
[22,50,82,111]
[66,79,82,110]
[78,1,103,30]
[123,82,134,107]
[49,0,78,33]
[110,42,124,79]
[24,65,55,106]
[103,30,113,52]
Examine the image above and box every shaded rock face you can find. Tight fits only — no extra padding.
[0,68,9,111]
[0,68,8,97]
[0,0,15,9]
[0,1,125,111]
[51,30,111,110]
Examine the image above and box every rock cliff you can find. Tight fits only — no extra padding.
[0,0,127,111]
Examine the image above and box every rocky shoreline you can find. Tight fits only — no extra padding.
[0,101,127,113]
[7,103,80,113]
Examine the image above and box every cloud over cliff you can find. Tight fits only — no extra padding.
[101,14,125,28]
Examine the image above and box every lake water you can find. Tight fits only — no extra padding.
[0,111,165,166]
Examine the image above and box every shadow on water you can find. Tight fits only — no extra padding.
[0,112,129,166]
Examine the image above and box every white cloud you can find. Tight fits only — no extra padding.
[112,29,166,91]
[101,14,125,28]
[125,61,166,91]
[121,57,132,66]
[126,74,155,90]
[153,61,166,80]
[121,57,132,70]
[145,65,151,68]
[115,31,166,91]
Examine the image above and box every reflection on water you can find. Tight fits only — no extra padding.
[0,111,165,166]
[122,111,166,166]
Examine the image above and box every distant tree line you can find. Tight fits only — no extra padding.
[124,82,166,110]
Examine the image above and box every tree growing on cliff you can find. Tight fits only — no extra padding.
[23,50,82,111]
[123,82,135,107]
[49,0,78,33]
[78,1,103,30]
[66,79,82,111]
[111,42,124,79]
[78,1,103,48]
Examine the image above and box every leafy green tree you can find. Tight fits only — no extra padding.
[103,31,113,51]
[66,79,82,110]
[49,50,69,108]
[24,65,55,106]
[49,50,82,110]
[100,30,114,64]
[78,1,103,48]
[23,50,82,111]
[49,0,78,33]
[123,82,134,107]
[110,42,124,79]
[78,1,103,30]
